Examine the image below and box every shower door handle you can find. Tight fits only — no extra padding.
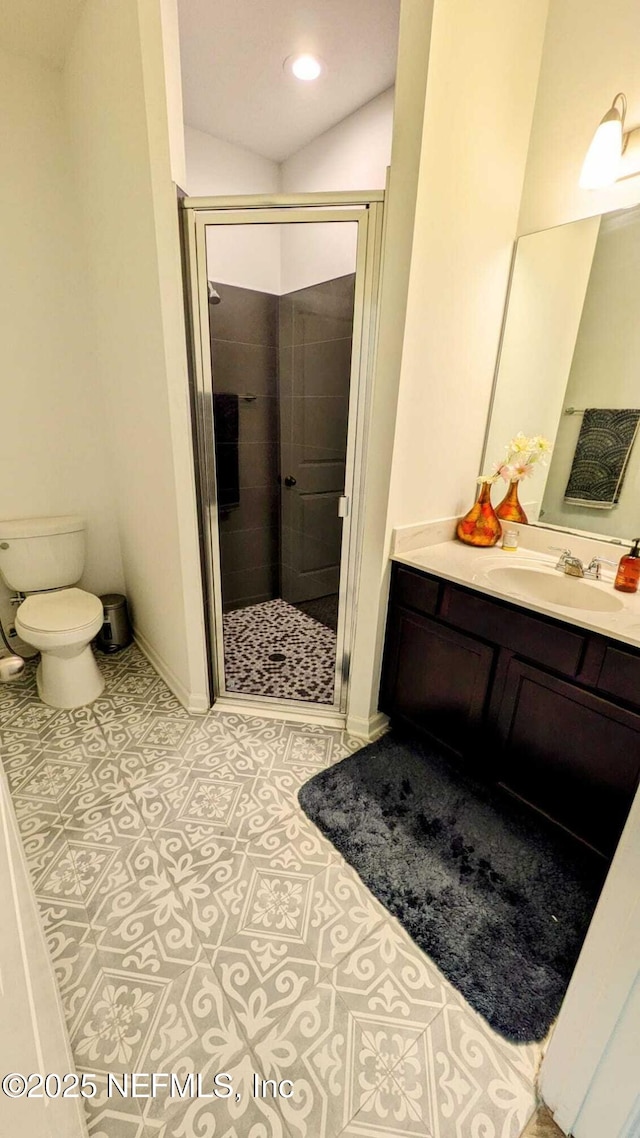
[284,476,297,487]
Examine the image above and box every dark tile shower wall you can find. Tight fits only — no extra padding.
[208,275,355,614]
[209,282,279,611]
[278,274,356,604]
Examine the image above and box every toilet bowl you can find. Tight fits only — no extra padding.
[0,515,106,710]
[15,587,105,709]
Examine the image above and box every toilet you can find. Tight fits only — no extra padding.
[0,516,105,709]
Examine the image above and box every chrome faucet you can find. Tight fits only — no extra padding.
[549,548,615,580]
[584,556,616,580]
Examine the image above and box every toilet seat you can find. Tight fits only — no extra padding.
[17,588,103,634]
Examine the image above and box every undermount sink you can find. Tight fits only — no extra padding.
[480,564,625,613]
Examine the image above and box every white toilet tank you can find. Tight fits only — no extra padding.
[0,516,86,591]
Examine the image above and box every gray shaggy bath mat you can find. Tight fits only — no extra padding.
[298,732,604,1043]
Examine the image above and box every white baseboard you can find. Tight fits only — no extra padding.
[212,695,346,729]
[132,630,387,735]
[346,710,389,740]
[133,630,210,715]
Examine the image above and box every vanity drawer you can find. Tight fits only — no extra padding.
[441,585,586,677]
[394,566,440,616]
[598,645,640,710]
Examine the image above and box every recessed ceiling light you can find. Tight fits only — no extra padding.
[284,54,325,82]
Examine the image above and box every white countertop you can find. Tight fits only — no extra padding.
[392,539,640,651]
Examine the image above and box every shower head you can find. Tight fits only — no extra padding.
[208,283,221,304]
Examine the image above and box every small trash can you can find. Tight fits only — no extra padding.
[97,593,132,653]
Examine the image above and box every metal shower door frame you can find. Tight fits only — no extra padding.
[182,192,384,721]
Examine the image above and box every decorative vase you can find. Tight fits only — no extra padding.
[496,479,528,524]
[456,480,502,547]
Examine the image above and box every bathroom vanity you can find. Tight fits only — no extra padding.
[380,541,640,860]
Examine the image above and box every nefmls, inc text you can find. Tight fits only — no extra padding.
[104,1072,294,1100]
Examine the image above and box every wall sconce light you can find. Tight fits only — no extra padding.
[580,93,640,188]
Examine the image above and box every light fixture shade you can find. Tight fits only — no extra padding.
[580,101,625,189]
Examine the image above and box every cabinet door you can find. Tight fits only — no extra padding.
[597,644,640,711]
[497,659,640,857]
[380,606,495,757]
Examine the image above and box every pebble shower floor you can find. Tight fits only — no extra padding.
[223,598,337,703]
[2,643,543,1137]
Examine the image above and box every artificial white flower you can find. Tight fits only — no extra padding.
[480,433,553,483]
[507,432,531,455]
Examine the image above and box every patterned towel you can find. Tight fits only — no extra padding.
[564,408,640,508]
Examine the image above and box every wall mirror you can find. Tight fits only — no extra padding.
[482,201,640,546]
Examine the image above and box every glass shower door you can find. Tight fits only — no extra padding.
[186,201,381,713]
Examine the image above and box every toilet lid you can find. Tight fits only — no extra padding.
[17,588,103,634]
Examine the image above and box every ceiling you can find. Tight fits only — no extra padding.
[177,0,400,163]
[0,0,85,68]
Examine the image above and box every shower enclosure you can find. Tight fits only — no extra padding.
[182,194,383,717]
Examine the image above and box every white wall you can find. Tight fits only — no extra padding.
[280,88,394,294]
[64,0,209,711]
[540,783,640,1137]
[347,0,435,735]
[185,91,394,296]
[485,216,600,519]
[574,976,640,1138]
[387,0,549,529]
[205,225,282,295]
[185,84,394,200]
[184,84,391,202]
[519,0,640,235]
[185,126,282,294]
[160,0,187,189]
[280,221,359,296]
[0,47,124,647]
[185,125,280,196]
[281,87,394,194]
[511,6,640,1129]
[348,0,548,734]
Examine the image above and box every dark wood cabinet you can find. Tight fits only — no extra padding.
[383,606,495,756]
[380,562,640,859]
[496,659,640,857]
[597,644,640,708]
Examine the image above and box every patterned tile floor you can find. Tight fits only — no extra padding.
[2,644,543,1138]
